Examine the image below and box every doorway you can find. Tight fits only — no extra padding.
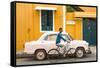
[83,18,96,45]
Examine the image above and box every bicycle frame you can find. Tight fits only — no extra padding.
[56,44,75,57]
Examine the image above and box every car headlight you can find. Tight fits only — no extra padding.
[83,42,89,49]
[85,41,89,45]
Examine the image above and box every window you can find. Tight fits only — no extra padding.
[41,10,53,31]
[44,34,57,41]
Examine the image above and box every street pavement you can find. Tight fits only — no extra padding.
[16,46,97,66]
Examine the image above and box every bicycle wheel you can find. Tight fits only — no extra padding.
[47,49,60,63]
[66,48,75,57]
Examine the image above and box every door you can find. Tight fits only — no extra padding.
[83,18,96,45]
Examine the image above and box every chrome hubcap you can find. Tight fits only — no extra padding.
[76,50,83,57]
[37,52,45,60]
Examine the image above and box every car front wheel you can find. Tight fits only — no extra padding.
[35,50,46,60]
[75,48,85,58]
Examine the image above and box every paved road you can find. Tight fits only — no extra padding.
[16,46,97,66]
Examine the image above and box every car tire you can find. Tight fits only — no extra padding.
[35,49,46,60]
[75,48,85,58]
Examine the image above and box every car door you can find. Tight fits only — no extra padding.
[41,34,57,51]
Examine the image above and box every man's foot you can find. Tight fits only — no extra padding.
[63,54,66,57]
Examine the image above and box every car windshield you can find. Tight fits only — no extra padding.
[62,34,71,41]
[67,34,73,41]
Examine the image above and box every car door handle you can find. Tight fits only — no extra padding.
[41,41,44,43]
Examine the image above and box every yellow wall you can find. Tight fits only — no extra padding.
[66,12,82,40]
[16,3,64,51]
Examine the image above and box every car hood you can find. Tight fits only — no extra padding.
[70,40,89,45]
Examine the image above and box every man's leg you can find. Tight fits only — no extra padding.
[56,43,64,47]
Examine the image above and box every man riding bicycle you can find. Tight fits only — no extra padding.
[56,27,67,47]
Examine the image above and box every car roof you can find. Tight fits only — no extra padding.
[38,32,68,41]
[44,32,68,35]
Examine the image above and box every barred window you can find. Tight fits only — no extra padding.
[41,10,53,31]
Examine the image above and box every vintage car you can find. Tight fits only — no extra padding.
[24,32,91,60]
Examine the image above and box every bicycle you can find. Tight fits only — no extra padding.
[47,42,75,63]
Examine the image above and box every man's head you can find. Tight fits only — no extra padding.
[59,28,63,33]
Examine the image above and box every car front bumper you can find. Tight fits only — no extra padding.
[85,48,92,54]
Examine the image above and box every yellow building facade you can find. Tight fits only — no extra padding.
[16,3,96,52]
[66,12,82,40]
[66,6,96,45]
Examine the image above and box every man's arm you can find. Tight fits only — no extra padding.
[61,36,66,41]
[60,34,66,41]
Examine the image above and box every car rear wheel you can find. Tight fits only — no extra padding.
[75,48,85,58]
[35,50,46,60]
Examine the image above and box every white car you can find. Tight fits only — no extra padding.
[24,32,91,60]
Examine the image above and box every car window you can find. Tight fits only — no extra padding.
[44,34,57,41]
[44,34,72,41]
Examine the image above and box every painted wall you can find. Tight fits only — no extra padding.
[66,12,82,40]
[16,3,64,51]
